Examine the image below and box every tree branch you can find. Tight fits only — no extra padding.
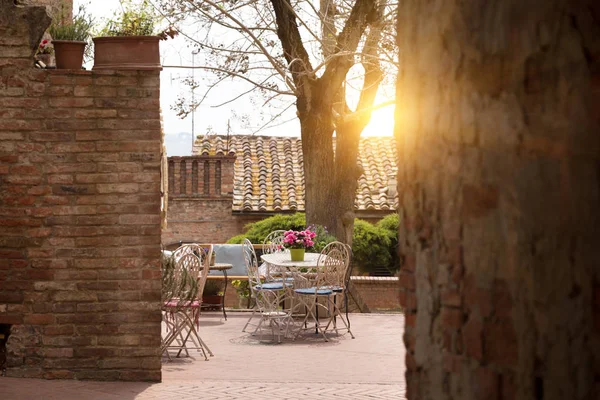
[320,0,377,103]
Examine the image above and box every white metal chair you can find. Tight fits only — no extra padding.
[242,231,289,332]
[242,238,293,342]
[260,230,290,281]
[292,241,353,341]
[162,247,213,360]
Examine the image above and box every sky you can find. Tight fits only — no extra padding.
[75,0,395,156]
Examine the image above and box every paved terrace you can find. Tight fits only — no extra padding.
[1,312,406,399]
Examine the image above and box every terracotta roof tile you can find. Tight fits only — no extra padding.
[193,135,397,213]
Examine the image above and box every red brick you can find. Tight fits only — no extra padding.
[472,367,499,400]
[484,320,518,366]
[464,274,492,317]
[399,271,415,291]
[402,253,416,272]
[23,314,55,325]
[441,289,462,307]
[463,316,483,361]
[441,307,463,329]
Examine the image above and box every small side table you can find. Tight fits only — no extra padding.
[206,263,232,320]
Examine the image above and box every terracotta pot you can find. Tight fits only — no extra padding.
[92,36,162,70]
[202,295,223,310]
[52,40,86,70]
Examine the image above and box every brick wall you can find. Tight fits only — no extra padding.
[161,155,248,244]
[0,1,162,381]
[396,1,599,399]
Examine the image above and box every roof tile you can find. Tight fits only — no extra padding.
[193,135,397,212]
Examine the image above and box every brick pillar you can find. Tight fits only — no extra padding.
[0,1,163,381]
[396,1,599,399]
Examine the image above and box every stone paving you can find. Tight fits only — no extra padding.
[0,312,405,399]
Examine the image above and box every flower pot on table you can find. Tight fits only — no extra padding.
[92,36,162,70]
[290,248,305,262]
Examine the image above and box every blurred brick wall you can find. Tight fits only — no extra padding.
[396,1,599,399]
[0,1,162,381]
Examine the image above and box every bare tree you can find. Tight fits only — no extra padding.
[157,0,397,243]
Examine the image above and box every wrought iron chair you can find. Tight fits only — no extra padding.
[161,247,213,360]
[242,238,293,342]
[260,230,289,281]
[242,231,289,332]
[292,241,353,341]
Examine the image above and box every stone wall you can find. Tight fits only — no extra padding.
[0,1,163,381]
[396,1,599,399]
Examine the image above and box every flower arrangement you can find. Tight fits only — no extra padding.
[283,229,316,249]
[36,39,53,55]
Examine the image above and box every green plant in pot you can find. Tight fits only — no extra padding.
[202,279,224,310]
[93,0,176,71]
[49,4,94,69]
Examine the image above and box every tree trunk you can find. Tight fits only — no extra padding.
[300,103,340,237]
[396,1,600,399]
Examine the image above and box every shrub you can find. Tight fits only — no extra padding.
[226,213,306,244]
[376,213,400,275]
[307,224,336,252]
[226,213,399,275]
[351,219,392,274]
[376,213,399,239]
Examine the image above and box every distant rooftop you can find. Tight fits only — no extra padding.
[193,135,398,213]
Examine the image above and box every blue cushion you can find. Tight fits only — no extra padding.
[254,282,291,291]
[270,277,295,283]
[295,287,333,295]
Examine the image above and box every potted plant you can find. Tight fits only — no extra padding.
[231,279,252,309]
[283,229,316,261]
[92,0,176,70]
[202,279,224,310]
[49,4,94,69]
[34,39,54,68]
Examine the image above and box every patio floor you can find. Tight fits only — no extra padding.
[0,312,406,399]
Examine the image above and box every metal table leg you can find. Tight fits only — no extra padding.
[221,269,228,320]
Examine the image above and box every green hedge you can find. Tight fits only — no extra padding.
[226,213,306,244]
[226,212,400,275]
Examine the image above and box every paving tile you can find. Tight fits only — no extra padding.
[0,313,405,399]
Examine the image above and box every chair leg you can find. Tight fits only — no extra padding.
[242,307,257,332]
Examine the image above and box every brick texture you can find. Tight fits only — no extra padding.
[0,2,162,381]
[396,1,600,399]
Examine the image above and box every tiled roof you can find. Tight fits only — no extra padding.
[193,135,398,213]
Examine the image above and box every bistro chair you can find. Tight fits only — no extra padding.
[260,230,290,281]
[293,241,353,341]
[242,238,293,342]
[161,247,213,360]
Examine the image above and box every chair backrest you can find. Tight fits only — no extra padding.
[165,245,211,306]
[262,230,287,255]
[316,241,350,289]
[172,243,206,260]
[242,238,261,290]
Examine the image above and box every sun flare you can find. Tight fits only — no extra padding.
[362,105,395,137]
